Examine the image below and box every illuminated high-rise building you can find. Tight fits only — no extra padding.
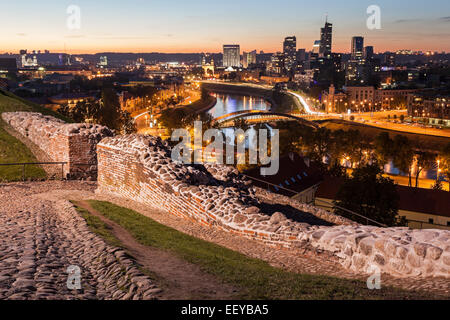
[364,46,374,60]
[351,36,364,60]
[319,21,333,58]
[283,36,297,72]
[223,45,240,68]
[242,50,257,68]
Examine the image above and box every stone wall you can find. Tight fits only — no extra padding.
[2,112,113,179]
[96,135,450,278]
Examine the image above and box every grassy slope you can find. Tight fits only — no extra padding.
[0,90,70,181]
[84,200,438,300]
[0,89,72,121]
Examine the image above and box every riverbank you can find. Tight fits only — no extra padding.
[177,95,217,115]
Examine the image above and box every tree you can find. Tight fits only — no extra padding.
[234,118,250,132]
[120,111,137,134]
[392,135,414,187]
[58,100,100,124]
[97,88,123,131]
[334,165,401,227]
[374,132,393,167]
[440,142,450,192]
[310,127,331,165]
[432,179,443,191]
[159,108,188,134]
[58,89,136,134]
[414,151,436,188]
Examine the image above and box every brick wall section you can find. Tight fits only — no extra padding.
[2,112,113,179]
[97,135,450,278]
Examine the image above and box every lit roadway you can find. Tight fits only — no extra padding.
[350,111,450,138]
[287,91,323,115]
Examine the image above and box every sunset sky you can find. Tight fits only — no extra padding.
[2,0,450,54]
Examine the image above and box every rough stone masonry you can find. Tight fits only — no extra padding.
[97,134,450,279]
[2,112,113,179]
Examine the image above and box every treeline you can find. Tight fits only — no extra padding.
[278,121,450,189]
[58,88,136,134]
[277,121,450,226]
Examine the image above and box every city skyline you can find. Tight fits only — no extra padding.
[1,0,450,54]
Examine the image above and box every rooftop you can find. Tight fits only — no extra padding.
[244,153,323,197]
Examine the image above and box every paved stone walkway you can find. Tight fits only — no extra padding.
[0,182,159,300]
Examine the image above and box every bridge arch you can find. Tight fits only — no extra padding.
[215,111,319,129]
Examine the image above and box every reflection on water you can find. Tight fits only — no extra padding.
[208,93,270,119]
[208,92,272,150]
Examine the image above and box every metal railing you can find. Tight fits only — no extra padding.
[406,219,450,230]
[0,162,92,181]
[242,174,388,227]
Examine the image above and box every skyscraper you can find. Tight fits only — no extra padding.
[347,37,368,85]
[312,40,321,55]
[283,36,297,72]
[351,37,364,60]
[319,21,333,58]
[364,46,374,60]
[223,45,240,68]
[270,52,285,75]
[242,50,257,68]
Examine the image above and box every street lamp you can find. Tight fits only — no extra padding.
[437,160,441,182]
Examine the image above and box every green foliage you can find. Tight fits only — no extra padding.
[0,89,71,122]
[233,118,250,132]
[0,89,68,181]
[58,100,100,123]
[159,108,189,133]
[98,88,123,131]
[334,165,401,227]
[392,135,415,187]
[0,125,46,181]
[374,132,393,166]
[414,151,436,188]
[440,142,450,192]
[58,89,137,134]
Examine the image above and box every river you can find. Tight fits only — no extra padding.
[206,92,443,182]
[208,93,270,118]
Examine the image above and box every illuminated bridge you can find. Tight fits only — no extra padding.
[215,110,321,129]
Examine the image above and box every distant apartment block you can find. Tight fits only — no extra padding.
[408,90,450,127]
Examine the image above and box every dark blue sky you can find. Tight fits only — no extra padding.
[2,0,450,53]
